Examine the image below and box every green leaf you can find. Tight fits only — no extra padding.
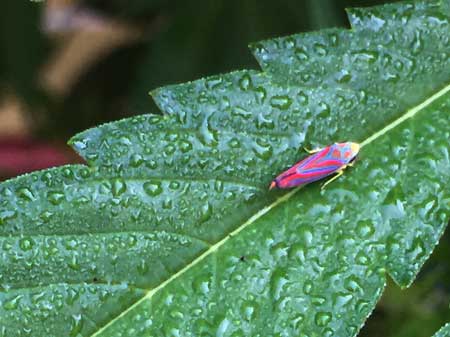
[1,1,449,336]
[433,323,450,337]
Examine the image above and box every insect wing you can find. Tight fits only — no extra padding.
[276,146,346,188]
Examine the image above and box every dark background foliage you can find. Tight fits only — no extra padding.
[0,0,448,335]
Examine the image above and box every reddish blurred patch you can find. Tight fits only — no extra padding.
[0,138,84,180]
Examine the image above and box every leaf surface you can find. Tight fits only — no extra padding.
[433,323,450,337]
[0,1,449,336]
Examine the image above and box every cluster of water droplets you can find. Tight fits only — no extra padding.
[95,2,450,336]
[153,70,403,148]
[98,173,389,336]
[253,1,449,110]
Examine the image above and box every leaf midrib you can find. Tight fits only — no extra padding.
[360,84,450,147]
[89,83,450,337]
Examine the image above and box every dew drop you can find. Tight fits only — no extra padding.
[336,70,352,83]
[112,179,127,197]
[192,274,211,295]
[69,314,84,337]
[199,117,218,146]
[409,236,426,261]
[270,268,289,300]
[228,138,241,149]
[48,191,65,205]
[169,181,180,190]
[239,74,253,91]
[241,301,258,321]
[130,154,144,167]
[333,292,353,307]
[119,136,132,146]
[353,50,378,64]
[315,312,332,327]
[3,295,21,310]
[0,210,17,225]
[18,188,35,201]
[79,168,91,178]
[214,180,224,193]
[199,202,213,223]
[143,181,163,196]
[232,106,252,119]
[297,91,309,105]
[252,139,273,160]
[206,76,223,90]
[68,255,80,270]
[294,47,309,61]
[303,280,313,295]
[146,160,158,170]
[216,318,230,337]
[72,140,87,151]
[256,113,275,130]
[316,102,331,118]
[19,238,34,251]
[162,198,173,209]
[356,220,375,238]
[324,328,334,337]
[313,43,327,56]
[62,167,74,178]
[179,140,193,153]
[254,86,267,104]
[284,37,296,49]
[270,95,293,110]
[137,259,149,275]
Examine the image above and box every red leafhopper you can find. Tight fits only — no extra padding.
[269,142,360,189]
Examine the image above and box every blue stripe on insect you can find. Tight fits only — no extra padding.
[269,142,360,190]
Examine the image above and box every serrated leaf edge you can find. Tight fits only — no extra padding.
[88,84,450,336]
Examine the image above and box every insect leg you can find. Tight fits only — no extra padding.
[303,146,324,154]
[321,169,345,189]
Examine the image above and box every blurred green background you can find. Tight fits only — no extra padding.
[0,0,448,336]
